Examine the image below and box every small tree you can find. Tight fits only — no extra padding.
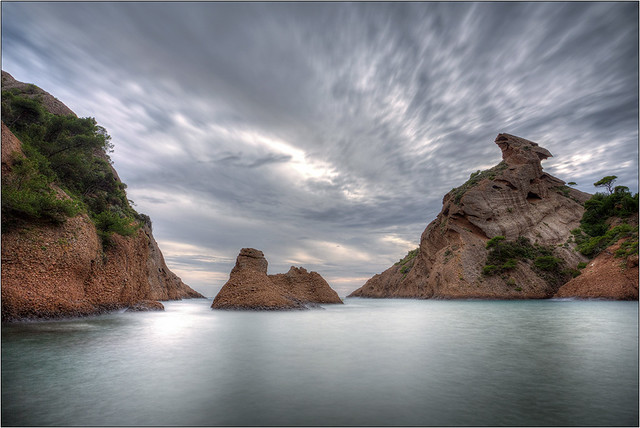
[567,181,577,186]
[594,176,617,194]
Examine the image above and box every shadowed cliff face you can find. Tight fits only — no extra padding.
[211,248,342,310]
[1,76,203,321]
[350,134,592,299]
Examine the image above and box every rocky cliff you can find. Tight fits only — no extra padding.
[1,74,203,321]
[211,248,342,310]
[555,237,639,300]
[350,134,592,299]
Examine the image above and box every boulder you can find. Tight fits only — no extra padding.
[126,300,165,312]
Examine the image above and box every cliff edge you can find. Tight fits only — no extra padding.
[350,134,592,299]
[1,73,203,321]
[211,248,342,310]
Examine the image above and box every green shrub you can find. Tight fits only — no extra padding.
[534,256,562,271]
[1,155,81,230]
[2,91,141,245]
[93,210,139,247]
[502,258,518,270]
[395,248,419,266]
[395,248,419,277]
[483,235,559,276]
[486,235,505,249]
[614,239,638,258]
[570,179,638,258]
[576,224,635,257]
[483,265,499,275]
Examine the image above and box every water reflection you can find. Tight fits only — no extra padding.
[2,298,638,426]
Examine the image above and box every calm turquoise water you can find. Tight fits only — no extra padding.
[2,298,638,426]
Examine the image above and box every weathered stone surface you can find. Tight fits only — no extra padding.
[1,77,204,322]
[555,238,639,300]
[1,122,23,175]
[350,134,591,299]
[211,248,342,310]
[231,248,269,274]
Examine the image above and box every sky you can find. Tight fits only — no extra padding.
[2,2,638,297]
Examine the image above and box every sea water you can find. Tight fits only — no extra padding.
[2,298,638,426]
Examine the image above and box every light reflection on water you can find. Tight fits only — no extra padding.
[2,298,638,426]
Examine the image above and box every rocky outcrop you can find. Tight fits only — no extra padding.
[350,134,591,299]
[2,71,76,117]
[1,122,23,175]
[1,78,203,322]
[126,300,166,312]
[555,238,639,300]
[0,186,203,321]
[211,248,342,310]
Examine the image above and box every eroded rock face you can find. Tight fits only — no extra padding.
[0,204,203,321]
[1,122,23,175]
[231,248,269,274]
[211,248,342,310]
[1,82,204,321]
[555,238,639,300]
[350,134,591,299]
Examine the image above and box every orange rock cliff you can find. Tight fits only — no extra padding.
[1,72,203,321]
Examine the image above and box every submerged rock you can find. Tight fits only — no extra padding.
[126,300,165,312]
[350,133,591,300]
[211,248,342,310]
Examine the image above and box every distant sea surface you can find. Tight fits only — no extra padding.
[2,298,638,426]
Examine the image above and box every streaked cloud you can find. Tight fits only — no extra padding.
[2,2,637,297]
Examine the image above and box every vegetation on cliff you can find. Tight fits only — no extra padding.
[1,89,144,246]
[450,161,508,204]
[570,177,638,258]
[482,235,570,286]
[394,248,419,276]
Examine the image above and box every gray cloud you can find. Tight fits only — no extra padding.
[2,2,637,297]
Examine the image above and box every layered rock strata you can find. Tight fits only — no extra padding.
[211,248,342,310]
[350,134,591,299]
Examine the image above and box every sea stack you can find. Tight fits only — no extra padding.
[350,133,592,299]
[211,248,343,310]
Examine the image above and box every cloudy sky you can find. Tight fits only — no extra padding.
[2,2,638,297]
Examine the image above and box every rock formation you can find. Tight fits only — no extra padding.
[125,300,166,312]
[2,71,75,116]
[350,134,592,299]
[555,237,639,300]
[1,74,203,321]
[211,248,342,310]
